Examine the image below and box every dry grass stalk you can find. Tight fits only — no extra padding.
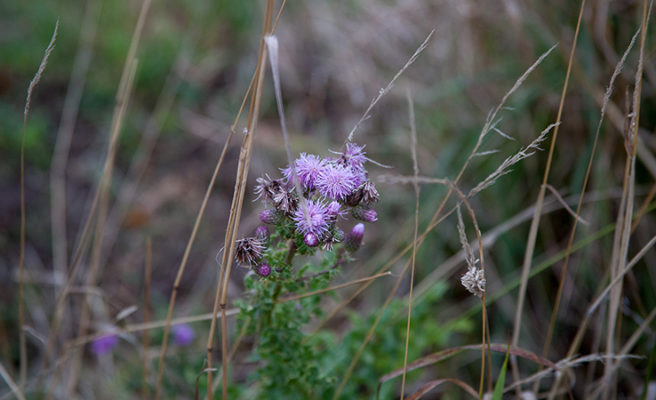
[400,90,420,399]
[49,1,100,284]
[206,3,277,399]
[19,20,59,393]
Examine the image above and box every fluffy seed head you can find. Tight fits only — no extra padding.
[461,268,486,297]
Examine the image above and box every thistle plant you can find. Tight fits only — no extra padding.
[234,141,379,398]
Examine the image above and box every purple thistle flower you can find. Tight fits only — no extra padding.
[91,334,118,356]
[345,223,365,252]
[338,142,367,170]
[256,263,271,277]
[281,153,327,190]
[259,209,277,224]
[304,232,319,247]
[293,200,330,238]
[173,324,195,346]
[316,163,359,200]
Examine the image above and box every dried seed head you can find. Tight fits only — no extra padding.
[461,268,486,297]
[322,228,344,251]
[235,237,265,265]
[359,180,379,204]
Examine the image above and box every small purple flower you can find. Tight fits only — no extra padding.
[293,200,330,238]
[345,223,365,252]
[259,209,276,224]
[315,163,359,200]
[91,334,118,356]
[281,153,327,190]
[304,232,319,247]
[173,324,195,346]
[256,263,271,277]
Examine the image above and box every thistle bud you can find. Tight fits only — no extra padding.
[255,225,269,240]
[256,263,271,277]
[345,223,365,252]
[304,232,319,247]
[326,201,341,218]
[352,207,378,222]
[259,209,276,224]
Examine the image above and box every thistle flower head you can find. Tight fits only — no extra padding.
[281,153,327,190]
[235,237,265,265]
[91,334,118,356]
[338,142,367,170]
[316,163,359,200]
[173,324,195,346]
[293,200,330,238]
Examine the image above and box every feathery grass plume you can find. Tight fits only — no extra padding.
[457,206,484,297]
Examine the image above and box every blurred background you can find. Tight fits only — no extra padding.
[1,0,655,398]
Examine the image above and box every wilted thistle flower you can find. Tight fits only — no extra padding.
[461,268,485,297]
[256,263,271,277]
[316,163,359,200]
[322,228,344,251]
[255,176,298,215]
[345,223,365,252]
[281,153,327,190]
[235,237,265,265]
[293,200,330,238]
[352,207,377,222]
[91,334,118,356]
[345,180,379,207]
[173,324,195,346]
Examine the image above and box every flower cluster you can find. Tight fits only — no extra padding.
[235,142,379,276]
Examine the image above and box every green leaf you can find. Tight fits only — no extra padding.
[491,346,510,400]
